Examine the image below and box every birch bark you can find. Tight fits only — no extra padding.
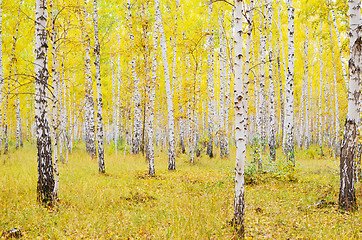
[207,1,215,158]
[318,34,323,154]
[303,30,310,148]
[127,1,142,155]
[233,0,253,237]
[16,68,23,150]
[277,0,287,149]
[339,0,361,211]
[93,0,105,173]
[284,0,295,164]
[50,0,59,199]
[146,21,158,176]
[219,12,227,158]
[79,2,97,158]
[267,0,276,160]
[258,3,267,151]
[35,0,55,205]
[155,0,176,170]
[111,54,118,156]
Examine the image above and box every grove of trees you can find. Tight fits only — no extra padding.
[0,0,360,238]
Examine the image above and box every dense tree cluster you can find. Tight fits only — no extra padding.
[0,0,359,237]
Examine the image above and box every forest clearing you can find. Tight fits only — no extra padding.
[0,143,361,239]
[0,0,362,238]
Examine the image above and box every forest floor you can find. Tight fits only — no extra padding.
[0,142,361,239]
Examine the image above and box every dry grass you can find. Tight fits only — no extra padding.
[0,143,361,239]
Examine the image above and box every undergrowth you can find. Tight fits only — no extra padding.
[0,143,361,239]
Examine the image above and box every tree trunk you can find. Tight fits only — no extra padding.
[233,0,253,237]
[303,29,310,149]
[127,1,142,155]
[318,32,323,155]
[35,0,55,205]
[284,0,295,165]
[147,21,158,176]
[277,0,287,151]
[111,53,118,157]
[79,1,97,159]
[267,0,276,161]
[339,0,361,211]
[207,2,215,158]
[258,2,267,153]
[50,0,59,199]
[155,0,176,170]
[16,68,23,150]
[218,12,225,158]
[93,0,105,173]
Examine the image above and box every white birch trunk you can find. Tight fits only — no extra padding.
[339,0,361,211]
[303,30,310,148]
[277,0,287,150]
[318,35,323,153]
[207,2,215,158]
[146,21,158,176]
[128,1,142,155]
[155,0,176,170]
[284,0,295,164]
[233,0,253,237]
[16,68,22,150]
[111,53,118,157]
[93,0,105,173]
[259,3,267,151]
[51,0,59,198]
[79,1,97,158]
[267,0,276,160]
[219,11,228,158]
[35,0,54,204]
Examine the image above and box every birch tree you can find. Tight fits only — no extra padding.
[258,2,267,152]
[267,0,276,161]
[146,21,158,176]
[233,0,253,237]
[127,0,142,155]
[35,0,55,205]
[207,1,215,158]
[155,0,176,170]
[339,0,361,211]
[50,0,59,199]
[15,68,23,150]
[284,0,295,165]
[303,29,310,148]
[318,34,323,155]
[219,12,226,158]
[79,1,97,159]
[93,0,105,173]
